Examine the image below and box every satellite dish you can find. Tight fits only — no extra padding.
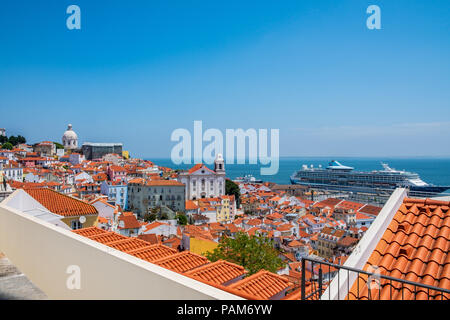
[79,216,86,224]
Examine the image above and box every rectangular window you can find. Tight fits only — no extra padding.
[71,220,83,230]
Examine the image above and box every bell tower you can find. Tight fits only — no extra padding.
[214,153,225,174]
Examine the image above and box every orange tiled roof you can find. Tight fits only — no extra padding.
[73,227,107,237]
[185,200,199,210]
[118,214,141,230]
[107,238,150,253]
[128,244,178,262]
[154,251,209,273]
[314,198,342,208]
[288,240,303,247]
[187,163,216,175]
[89,232,127,244]
[359,204,382,216]
[25,188,98,217]
[277,223,293,232]
[337,236,358,247]
[246,218,262,226]
[228,270,291,300]
[137,233,161,245]
[348,198,450,300]
[146,179,184,186]
[185,260,246,285]
[183,225,214,241]
[71,227,293,300]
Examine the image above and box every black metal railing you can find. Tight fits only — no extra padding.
[300,257,450,300]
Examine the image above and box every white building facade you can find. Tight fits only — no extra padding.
[2,165,23,182]
[178,154,226,200]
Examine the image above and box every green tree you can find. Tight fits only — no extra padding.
[54,142,64,150]
[1,142,13,150]
[144,213,157,222]
[7,136,18,146]
[225,179,241,206]
[176,213,188,225]
[0,134,26,146]
[205,232,285,275]
[16,135,26,144]
[160,212,168,220]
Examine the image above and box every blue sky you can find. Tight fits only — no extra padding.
[0,0,449,158]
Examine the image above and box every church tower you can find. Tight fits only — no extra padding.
[214,153,225,174]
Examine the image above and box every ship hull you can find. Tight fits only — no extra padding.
[290,177,449,196]
[409,185,450,194]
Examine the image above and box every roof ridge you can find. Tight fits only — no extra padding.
[404,198,450,207]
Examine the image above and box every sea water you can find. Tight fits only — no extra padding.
[149,157,450,187]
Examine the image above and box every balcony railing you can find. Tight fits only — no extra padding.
[300,257,450,300]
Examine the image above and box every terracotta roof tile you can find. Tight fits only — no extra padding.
[128,244,178,262]
[70,228,297,300]
[137,233,160,245]
[26,188,98,217]
[348,198,450,300]
[187,164,216,175]
[107,238,151,253]
[88,232,127,244]
[359,204,382,216]
[154,251,209,273]
[185,260,246,285]
[145,180,184,186]
[118,214,141,230]
[73,227,107,237]
[228,270,291,300]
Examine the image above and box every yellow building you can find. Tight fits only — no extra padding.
[189,236,218,256]
[216,195,235,223]
[122,150,130,159]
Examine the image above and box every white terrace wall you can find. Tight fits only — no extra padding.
[322,188,407,300]
[0,200,242,300]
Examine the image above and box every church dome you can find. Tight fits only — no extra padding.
[63,124,78,140]
[62,124,78,149]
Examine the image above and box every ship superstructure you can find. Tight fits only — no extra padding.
[290,160,449,196]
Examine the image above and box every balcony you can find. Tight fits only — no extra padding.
[300,257,450,300]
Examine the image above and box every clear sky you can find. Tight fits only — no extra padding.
[0,0,449,159]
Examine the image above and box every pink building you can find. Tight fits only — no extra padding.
[107,165,127,182]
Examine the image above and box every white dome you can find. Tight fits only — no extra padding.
[63,124,78,140]
[62,124,78,149]
[215,153,224,161]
